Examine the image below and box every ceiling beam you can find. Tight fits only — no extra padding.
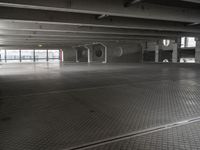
[0,28,198,38]
[1,29,200,39]
[0,0,200,22]
[0,7,199,33]
[0,38,152,47]
[0,35,163,46]
[181,0,200,4]
[0,35,166,41]
[0,40,146,48]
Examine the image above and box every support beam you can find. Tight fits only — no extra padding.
[0,0,200,22]
[0,31,180,40]
[181,0,200,4]
[0,39,145,47]
[0,35,164,45]
[0,7,199,33]
[1,28,200,38]
[0,33,165,40]
[0,21,200,35]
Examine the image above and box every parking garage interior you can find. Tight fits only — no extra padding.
[2,0,200,150]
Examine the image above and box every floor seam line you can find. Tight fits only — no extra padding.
[0,83,128,99]
[64,116,200,150]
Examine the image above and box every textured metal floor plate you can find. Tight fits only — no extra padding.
[86,121,200,150]
[1,63,200,150]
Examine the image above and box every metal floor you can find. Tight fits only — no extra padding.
[1,62,200,150]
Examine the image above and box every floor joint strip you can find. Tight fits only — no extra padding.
[65,116,200,150]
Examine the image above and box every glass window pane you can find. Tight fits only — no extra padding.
[6,50,20,63]
[1,49,60,63]
[0,50,5,63]
[180,58,195,63]
[35,50,47,62]
[181,37,196,48]
[187,37,196,48]
[21,50,34,62]
[181,37,185,48]
[48,50,59,59]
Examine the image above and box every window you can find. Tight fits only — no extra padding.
[181,37,196,48]
[48,50,60,62]
[0,50,5,63]
[187,37,196,47]
[21,50,34,62]
[6,50,20,63]
[180,58,195,63]
[35,50,47,62]
[0,49,61,63]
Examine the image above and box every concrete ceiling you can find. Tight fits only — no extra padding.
[0,0,200,47]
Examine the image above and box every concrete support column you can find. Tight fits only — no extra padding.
[19,50,22,63]
[75,49,79,63]
[59,49,63,62]
[195,38,200,63]
[99,43,107,64]
[85,45,92,63]
[33,50,35,62]
[5,50,7,63]
[87,48,91,63]
[84,45,91,63]
[104,46,108,63]
[172,43,178,63]
[155,45,159,63]
[46,49,49,62]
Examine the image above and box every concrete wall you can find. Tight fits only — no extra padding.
[180,49,195,58]
[159,50,173,62]
[107,42,142,63]
[143,51,155,62]
[144,40,175,62]
[62,40,195,63]
[62,42,142,63]
[76,46,88,62]
[62,46,76,62]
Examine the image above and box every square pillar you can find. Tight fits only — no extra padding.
[195,39,200,63]
[85,45,92,63]
[104,46,108,64]
[172,43,178,63]
[88,48,91,63]
[155,45,159,63]
[75,49,79,63]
